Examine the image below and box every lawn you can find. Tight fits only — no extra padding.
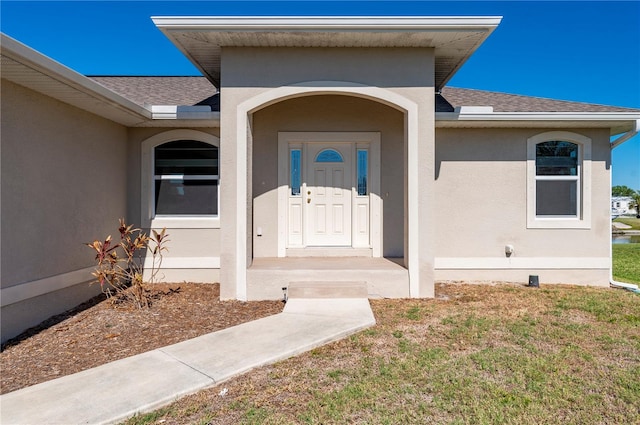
[123,283,640,425]
[613,243,640,285]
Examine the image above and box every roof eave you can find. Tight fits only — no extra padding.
[435,112,640,135]
[152,16,502,90]
[151,16,503,29]
[1,33,152,126]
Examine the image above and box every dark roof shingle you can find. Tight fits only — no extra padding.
[90,76,218,109]
[438,87,639,113]
[89,76,638,113]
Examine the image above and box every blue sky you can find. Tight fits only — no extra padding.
[2,1,639,190]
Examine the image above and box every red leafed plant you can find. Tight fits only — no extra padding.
[86,219,169,308]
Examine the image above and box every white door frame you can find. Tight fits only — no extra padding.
[278,132,381,257]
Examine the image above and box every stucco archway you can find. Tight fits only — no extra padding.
[222,82,424,300]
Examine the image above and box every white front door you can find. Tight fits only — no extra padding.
[278,132,381,257]
[306,144,352,246]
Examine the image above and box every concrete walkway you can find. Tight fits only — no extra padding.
[612,221,633,230]
[0,287,375,425]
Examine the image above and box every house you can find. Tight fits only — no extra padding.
[2,16,639,343]
[611,197,637,216]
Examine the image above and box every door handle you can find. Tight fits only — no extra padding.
[307,198,311,203]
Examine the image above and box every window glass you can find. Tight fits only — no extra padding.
[536,180,577,216]
[155,140,218,176]
[357,150,368,196]
[155,180,218,215]
[536,141,577,176]
[154,140,218,215]
[290,149,301,196]
[315,149,343,163]
[534,140,579,217]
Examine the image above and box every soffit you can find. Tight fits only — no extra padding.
[1,35,151,126]
[153,16,502,90]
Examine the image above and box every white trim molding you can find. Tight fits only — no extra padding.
[1,267,95,307]
[143,256,220,269]
[435,257,610,270]
[526,131,592,229]
[151,105,218,120]
[436,112,640,136]
[436,111,640,121]
[152,16,503,30]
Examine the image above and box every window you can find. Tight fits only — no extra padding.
[290,149,301,196]
[357,149,368,196]
[154,140,218,216]
[527,131,591,229]
[535,141,579,216]
[315,149,343,162]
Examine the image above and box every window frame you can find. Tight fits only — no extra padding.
[141,130,220,229]
[527,131,591,229]
[153,140,219,217]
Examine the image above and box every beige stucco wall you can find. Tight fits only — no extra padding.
[1,79,128,341]
[221,47,435,89]
[434,127,612,286]
[219,46,436,299]
[251,95,405,257]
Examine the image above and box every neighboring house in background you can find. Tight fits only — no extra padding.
[611,196,638,215]
[2,16,640,343]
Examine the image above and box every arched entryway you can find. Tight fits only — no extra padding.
[221,82,428,301]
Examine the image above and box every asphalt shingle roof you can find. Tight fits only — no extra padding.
[438,87,638,113]
[90,76,219,109]
[90,76,638,113]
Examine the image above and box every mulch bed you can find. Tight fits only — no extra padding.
[0,283,283,395]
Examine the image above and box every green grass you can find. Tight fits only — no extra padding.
[613,243,640,284]
[122,284,640,425]
[614,217,640,230]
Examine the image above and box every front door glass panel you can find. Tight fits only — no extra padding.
[290,149,301,196]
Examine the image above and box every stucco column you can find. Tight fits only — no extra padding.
[417,90,436,298]
[404,87,436,298]
[219,86,248,301]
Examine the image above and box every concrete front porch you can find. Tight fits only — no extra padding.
[246,257,409,300]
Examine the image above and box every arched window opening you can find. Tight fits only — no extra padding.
[315,149,344,163]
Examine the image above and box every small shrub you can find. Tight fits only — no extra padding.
[86,219,168,308]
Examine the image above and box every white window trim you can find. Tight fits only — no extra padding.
[527,131,591,229]
[141,130,220,229]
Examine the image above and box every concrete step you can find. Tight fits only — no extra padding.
[287,281,368,299]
